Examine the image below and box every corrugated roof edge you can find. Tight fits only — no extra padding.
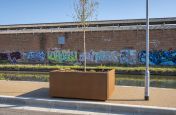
[0,17,176,29]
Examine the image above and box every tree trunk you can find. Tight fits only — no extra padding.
[83,25,87,72]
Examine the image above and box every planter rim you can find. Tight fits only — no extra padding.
[50,69,115,74]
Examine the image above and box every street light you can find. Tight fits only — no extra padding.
[145,0,150,101]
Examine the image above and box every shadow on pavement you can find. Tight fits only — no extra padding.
[17,88,49,98]
[16,88,104,102]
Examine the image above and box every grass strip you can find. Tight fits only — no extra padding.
[0,64,175,73]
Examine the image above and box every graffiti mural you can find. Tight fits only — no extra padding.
[0,49,175,66]
[23,51,45,63]
[79,51,120,64]
[120,49,138,65]
[47,50,77,64]
[0,53,9,60]
[138,50,176,66]
[0,52,21,63]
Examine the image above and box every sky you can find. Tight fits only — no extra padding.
[0,0,176,25]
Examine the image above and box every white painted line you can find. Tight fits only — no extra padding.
[0,104,115,115]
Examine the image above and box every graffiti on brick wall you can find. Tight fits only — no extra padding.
[79,50,138,64]
[0,49,175,66]
[120,49,138,65]
[47,50,77,63]
[0,52,21,63]
[139,50,176,66]
[23,51,45,63]
[0,53,8,60]
[79,51,120,64]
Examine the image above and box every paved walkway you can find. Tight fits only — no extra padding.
[0,80,175,108]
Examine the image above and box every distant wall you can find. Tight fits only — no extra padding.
[0,29,176,66]
[0,29,176,52]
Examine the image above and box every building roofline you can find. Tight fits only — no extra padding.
[0,17,176,30]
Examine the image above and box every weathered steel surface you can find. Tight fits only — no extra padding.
[49,69,115,100]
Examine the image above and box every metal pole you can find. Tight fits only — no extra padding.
[145,0,150,101]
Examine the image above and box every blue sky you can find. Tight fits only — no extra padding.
[0,0,176,25]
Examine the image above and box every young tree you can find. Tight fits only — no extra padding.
[74,0,98,72]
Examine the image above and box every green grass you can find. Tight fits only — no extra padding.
[0,71,175,88]
[116,74,176,81]
[0,71,49,82]
[0,64,175,73]
[0,71,175,82]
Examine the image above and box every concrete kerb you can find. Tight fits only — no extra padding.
[0,104,98,115]
[0,95,175,115]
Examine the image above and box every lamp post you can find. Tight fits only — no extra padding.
[145,0,150,101]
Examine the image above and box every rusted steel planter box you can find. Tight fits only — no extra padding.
[49,69,115,100]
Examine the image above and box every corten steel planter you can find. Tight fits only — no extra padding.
[49,69,115,100]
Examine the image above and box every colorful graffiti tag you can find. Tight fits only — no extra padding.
[0,52,21,63]
[47,50,77,64]
[79,51,120,64]
[120,49,138,65]
[0,49,175,66]
[79,50,137,65]
[138,50,176,66]
[23,51,45,63]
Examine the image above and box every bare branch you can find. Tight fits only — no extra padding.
[73,0,99,72]
[73,0,98,24]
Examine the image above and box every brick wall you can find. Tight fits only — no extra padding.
[0,29,176,52]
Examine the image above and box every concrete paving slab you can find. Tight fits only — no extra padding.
[0,80,175,108]
[0,80,176,115]
[108,86,176,108]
